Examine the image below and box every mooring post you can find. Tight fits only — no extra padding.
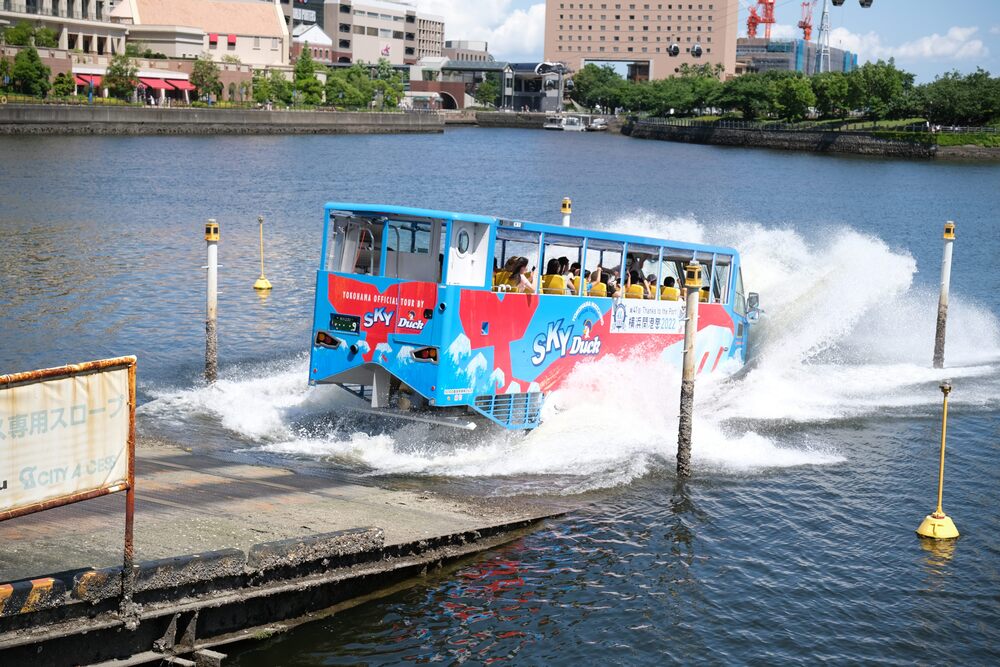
[677,262,702,479]
[205,219,220,383]
[561,197,572,227]
[933,221,955,369]
[916,381,960,540]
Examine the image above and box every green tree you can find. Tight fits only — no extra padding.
[294,45,317,83]
[104,53,138,100]
[369,58,403,108]
[33,26,58,48]
[52,71,75,97]
[810,71,849,117]
[717,73,775,120]
[569,63,625,110]
[920,69,1000,126]
[191,55,223,101]
[298,77,324,105]
[268,69,292,104]
[473,75,499,107]
[251,69,270,104]
[847,59,912,121]
[775,75,816,121]
[292,46,323,105]
[11,46,51,97]
[324,76,362,108]
[3,21,36,47]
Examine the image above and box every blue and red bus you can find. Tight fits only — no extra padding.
[309,203,757,430]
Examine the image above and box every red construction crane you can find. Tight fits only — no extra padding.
[747,0,776,40]
[798,0,818,41]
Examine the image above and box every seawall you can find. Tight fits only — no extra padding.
[626,119,938,159]
[0,105,444,135]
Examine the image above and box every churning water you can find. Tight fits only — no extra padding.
[2,130,998,663]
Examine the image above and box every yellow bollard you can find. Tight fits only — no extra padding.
[253,215,273,291]
[916,381,960,540]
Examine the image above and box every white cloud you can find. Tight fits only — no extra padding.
[413,0,546,62]
[829,26,988,63]
[990,26,1000,36]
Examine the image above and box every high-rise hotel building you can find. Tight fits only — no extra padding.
[544,0,740,79]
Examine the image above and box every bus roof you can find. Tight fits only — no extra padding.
[323,202,740,258]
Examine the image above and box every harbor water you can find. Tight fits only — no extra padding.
[1,129,998,664]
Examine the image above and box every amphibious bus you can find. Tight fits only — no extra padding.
[309,203,757,430]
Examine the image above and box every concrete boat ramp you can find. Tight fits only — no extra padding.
[0,441,563,666]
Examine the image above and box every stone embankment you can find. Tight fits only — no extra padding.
[476,111,549,129]
[0,104,444,135]
[625,119,939,159]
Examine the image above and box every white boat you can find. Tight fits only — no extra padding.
[587,117,609,132]
[562,116,585,132]
[543,115,565,130]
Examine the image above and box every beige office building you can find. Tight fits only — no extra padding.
[416,15,443,58]
[543,0,739,79]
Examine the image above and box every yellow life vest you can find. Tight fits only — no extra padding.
[699,289,710,303]
[661,286,680,301]
[625,284,645,299]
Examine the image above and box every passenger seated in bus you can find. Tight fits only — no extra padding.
[625,270,647,299]
[494,256,520,291]
[700,285,711,303]
[512,256,536,294]
[661,276,680,301]
[558,256,570,278]
[542,258,568,295]
[588,268,607,297]
[646,274,658,299]
[570,262,583,294]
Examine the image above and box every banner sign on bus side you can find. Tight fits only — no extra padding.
[610,299,685,335]
[0,368,130,514]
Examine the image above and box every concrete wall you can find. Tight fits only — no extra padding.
[627,120,937,159]
[0,105,444,135]
[476,112,548,129]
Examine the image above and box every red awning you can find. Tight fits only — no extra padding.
[167,79,196,92]
[74,75,90,86]
[76,74,103,86]
[139,77,172,91]
[227,34,237,45]
[208,32,219,43]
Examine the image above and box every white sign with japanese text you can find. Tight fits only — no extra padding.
[0,368,129,513]
[609,298,686,335]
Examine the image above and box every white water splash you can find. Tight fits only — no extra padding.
[140,219,1000,494]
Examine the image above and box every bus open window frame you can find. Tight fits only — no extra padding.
[541,233,584,296]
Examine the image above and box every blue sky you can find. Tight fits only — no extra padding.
[415,0,1000,81]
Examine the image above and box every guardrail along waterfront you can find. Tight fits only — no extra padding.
[0,104,444,136]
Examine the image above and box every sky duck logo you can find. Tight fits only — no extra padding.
[530,319,602,366]
[364,307,394,328]
[398,310,426,332]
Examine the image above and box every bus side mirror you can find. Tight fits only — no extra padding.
[747,293,760,311]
